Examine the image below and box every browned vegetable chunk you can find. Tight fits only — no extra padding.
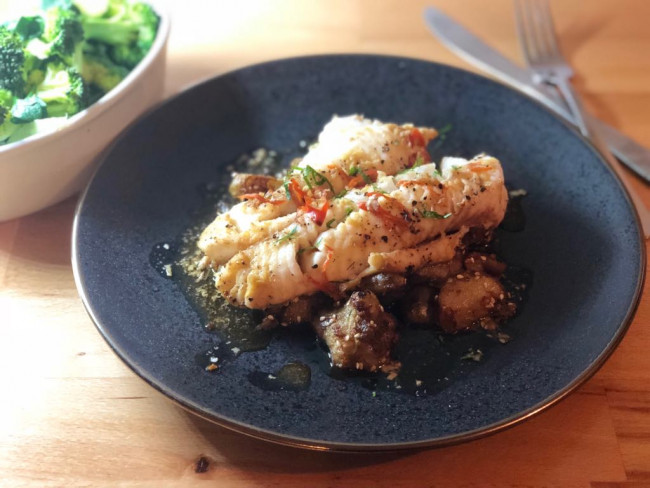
[278,295,328,326]
[401,285,436,324]
[463,252,507,276]
[438,273,513,333]
[414,254,463,286]
[360,273,407,302]
[313,290,398,372]
[228,173,281,197]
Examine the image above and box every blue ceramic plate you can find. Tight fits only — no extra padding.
[72,55,644,451]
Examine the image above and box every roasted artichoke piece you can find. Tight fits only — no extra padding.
[437,273,514,333]
[313,290,398,372]
[414,254,463,287]
[359,272,407,303]
[400,285,436,325]
[463,252,507,276]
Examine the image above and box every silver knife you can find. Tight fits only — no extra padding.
[423,6,650,183]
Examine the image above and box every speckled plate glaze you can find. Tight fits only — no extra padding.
[72,55,645,451]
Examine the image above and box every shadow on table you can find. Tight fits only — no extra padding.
[185,413,409,473]
[0,196,77,266]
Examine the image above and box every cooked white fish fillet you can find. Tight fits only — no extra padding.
[210,152,507,309]
[198,114,436,265]
[295,114,437,194]
[301,155,507,283]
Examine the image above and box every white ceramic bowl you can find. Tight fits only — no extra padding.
[0,3,170,221]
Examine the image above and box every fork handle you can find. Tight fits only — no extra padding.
[554,78,589,136]
[548,76,650,237]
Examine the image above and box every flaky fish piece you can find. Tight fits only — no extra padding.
[213,154,507,309]
[198,115,436,266]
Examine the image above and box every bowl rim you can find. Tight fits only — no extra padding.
[72,53,647,452]
[0,0,171,156]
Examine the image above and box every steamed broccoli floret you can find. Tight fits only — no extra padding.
[12,16,45,42]
[82,41,128,92]
[108,43,141,69]
[11,94,48,123]
[129,2,158,49]
[0,26,27,95]
[3,116,70,145]
[35,6,85,68]
[81,1,138,45]
[36,61,89,116]
[0,89,17,141]
[1,0,159,145]
[80,0,158,68]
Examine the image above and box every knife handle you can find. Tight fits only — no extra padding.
[532,85,650,184]
[590,117,650,183]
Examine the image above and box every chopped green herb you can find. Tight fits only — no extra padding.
[419,208,452,219]
[297,245,317,255]
[302,165,335,192]
[397,155,424,175]
[276,226,298,243]
[372,391,377,398]
[358,167,373,184]
[345,207,354,216]
[326,218,336,228]
[433,123,453,149]
[348,166,359,176]
[283,180,291,199]
[439,123,453,136]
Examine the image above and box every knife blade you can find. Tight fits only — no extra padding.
[423,6,650,183]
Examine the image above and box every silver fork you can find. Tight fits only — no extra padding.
[514,0,650,238]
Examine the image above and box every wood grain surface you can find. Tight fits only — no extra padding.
[2,0,650,486]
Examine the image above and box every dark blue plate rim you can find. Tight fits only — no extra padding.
[71,53,646,452]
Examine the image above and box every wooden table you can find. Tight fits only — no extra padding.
[2,0,650,486]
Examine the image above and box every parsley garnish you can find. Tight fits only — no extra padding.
[348,166,359,176]
[302,165,335,192]
[433,123,452,150]
[358,167,373,184]
[419,209,452,219]
[297,245,316,255]
[345,208,354,216]
[397,155,425,175]
[326,218,336,228]
[276,226,299,243]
